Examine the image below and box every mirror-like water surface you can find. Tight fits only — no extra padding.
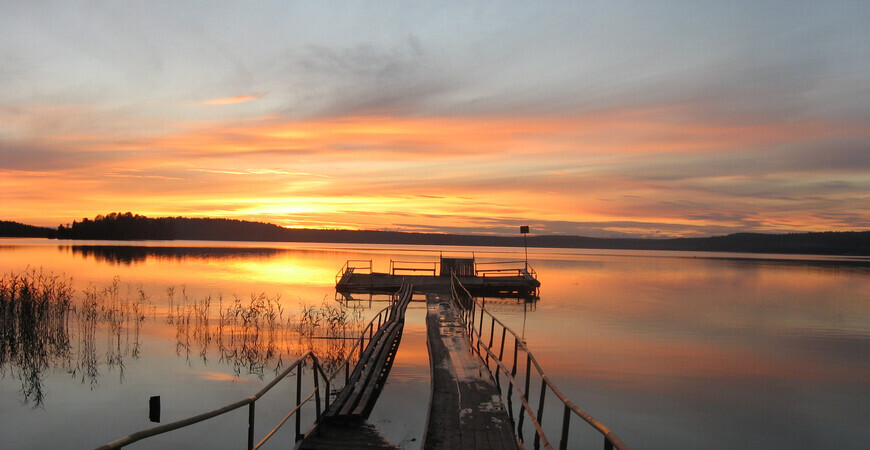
[1,239,868,449]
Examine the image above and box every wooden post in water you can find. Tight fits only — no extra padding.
[149,396,160,423]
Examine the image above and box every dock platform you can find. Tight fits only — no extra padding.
[336,257,540,299]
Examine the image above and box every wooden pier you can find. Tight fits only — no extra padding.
[96,258,628,450]
[300,257,531,449]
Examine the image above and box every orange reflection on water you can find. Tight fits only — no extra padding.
[502,250,870,400]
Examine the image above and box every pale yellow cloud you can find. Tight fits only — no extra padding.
[199,94,265,106]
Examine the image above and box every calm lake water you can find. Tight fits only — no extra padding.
[1,239,869,449]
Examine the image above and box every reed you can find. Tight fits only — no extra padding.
[0,268,74,407]
[2,271,366,405]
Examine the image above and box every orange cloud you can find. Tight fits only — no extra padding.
[4,105,868,235]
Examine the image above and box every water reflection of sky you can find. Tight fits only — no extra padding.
[1,240,869,448]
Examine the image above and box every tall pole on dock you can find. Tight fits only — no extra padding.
[520,225,529,271]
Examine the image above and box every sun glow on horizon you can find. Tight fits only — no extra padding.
[4,110,869,237]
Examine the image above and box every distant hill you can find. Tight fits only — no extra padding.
[524,232,870,256]
[4,212,869,256]
[0,220,55,238]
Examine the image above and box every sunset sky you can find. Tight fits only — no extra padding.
[2,1,869,237]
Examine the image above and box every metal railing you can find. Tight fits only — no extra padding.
[96,351,329,450]
[390,259,437,276]
[475,260,538,280]
[324,284,413,419]
[97,299,400,450]
[451,274,628,450]
[335,259,372,284]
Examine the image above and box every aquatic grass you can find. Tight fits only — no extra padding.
[3,272,365,405]
[0,269,74,407]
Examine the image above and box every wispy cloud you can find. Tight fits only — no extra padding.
[2,2,869,235]
[199,94,265,106]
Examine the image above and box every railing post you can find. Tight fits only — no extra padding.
[486,316,495,368]
[477,306,485,354]
[560,404,571,450]
[498,327,507,361]
[247,402,255,450]
[518,352,532,437]
[324,377,331,413]
[313,360,322,420]
[295,366,302,441]
[534,379,547,449]
[468,300,475,335]
[506,337,519,426]
[605,438,614,450]
[512,337,519,378]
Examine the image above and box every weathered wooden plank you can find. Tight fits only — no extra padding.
[423,293,518,450]
[298,421,400,449]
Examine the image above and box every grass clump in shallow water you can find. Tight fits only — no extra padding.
[0,269,74,406]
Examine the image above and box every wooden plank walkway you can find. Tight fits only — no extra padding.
[301,285,519,449]
[298,421,400,449]
[423,293,518,449]
[299,286,413,450]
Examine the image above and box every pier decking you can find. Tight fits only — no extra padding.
[424,292,516,449]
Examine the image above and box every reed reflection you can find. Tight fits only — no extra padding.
[0,270,365,407]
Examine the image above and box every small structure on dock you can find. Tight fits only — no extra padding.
[335,255,540,299]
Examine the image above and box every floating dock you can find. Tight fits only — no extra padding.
[335,256,540,299]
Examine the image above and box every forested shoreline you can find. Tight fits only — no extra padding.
[3,213,869,256]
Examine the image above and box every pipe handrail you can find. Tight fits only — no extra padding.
[96,351,327,450]
[390,260,437,276]
[474,260,537,279]
[253,388,318,449]
[472,331,551,448]
[474,260,529,266]
[97,295,403,450]
[335,259,372,283]
[451,273,628,450]
[322,303,392,386]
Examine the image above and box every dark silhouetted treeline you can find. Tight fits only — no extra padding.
[524,232,870,256]
[0,221,56,238]
[55,212,289,241]
[4,213,870,256]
